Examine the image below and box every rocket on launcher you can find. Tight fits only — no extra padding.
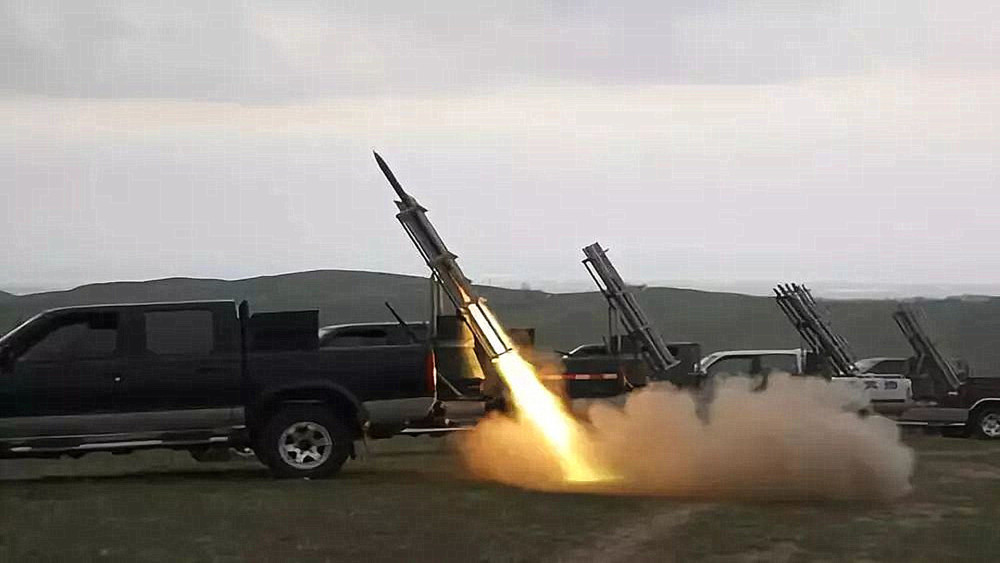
[373,151,513,359]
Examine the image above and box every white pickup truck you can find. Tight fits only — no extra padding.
[698,349,912,409]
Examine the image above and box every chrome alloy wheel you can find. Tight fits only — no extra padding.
[278,421,333,469]
[980,412,1000,439]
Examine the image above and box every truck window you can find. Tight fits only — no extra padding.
[570,344,607,357]
[20,313,119,362]
[145,310,214,355]
[705,356,755,378]
[759,354,799,375]
[322,328,389,347]
[384,325,429,345]
[869,359,906,374]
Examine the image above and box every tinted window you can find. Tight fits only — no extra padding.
[868,359,906,374]
[385,325,428,345]
[705,356,755,378]
[759,354,799,375]
[21,313,119,361]
[569,345,608,357]
[319,325,428,348]
[322,328,389,347]
[145,310,214,355]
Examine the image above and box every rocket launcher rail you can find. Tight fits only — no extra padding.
[374,151,513,359]
[773,283,859,377]
[893,304,963,393]
[581,242,679,377]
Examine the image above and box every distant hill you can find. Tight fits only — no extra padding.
[0,291,12,302]
[2,269,999,376]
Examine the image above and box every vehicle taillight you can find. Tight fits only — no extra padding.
[426,351,437,394]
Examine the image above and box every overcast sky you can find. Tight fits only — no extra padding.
[2,0,998,293]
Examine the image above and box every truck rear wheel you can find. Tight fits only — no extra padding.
[257,405,352,478]
[973,406,1000,440]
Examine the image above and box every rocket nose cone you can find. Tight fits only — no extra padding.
[372,150,410,201]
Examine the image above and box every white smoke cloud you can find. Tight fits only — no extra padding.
[458,374,915,501]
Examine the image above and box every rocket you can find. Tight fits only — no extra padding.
[374,151,513,359]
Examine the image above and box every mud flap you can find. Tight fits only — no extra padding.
[352,437,369,461]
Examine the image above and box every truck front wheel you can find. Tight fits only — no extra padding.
[972,406,1000,440]
[257,405,352,478]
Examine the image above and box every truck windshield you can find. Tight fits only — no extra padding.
[0,312,46,347]
[566,344,608,357]
[698,352,723,371]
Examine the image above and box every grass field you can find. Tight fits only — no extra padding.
[2,433,999,562]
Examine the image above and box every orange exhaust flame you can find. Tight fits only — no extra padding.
[494,352,612,482]
[481,305,613,483]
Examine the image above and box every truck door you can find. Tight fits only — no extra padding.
[117,306,241,432]
[0,311,124,439]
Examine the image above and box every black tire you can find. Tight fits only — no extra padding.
[256,405,353,478]
[972,406,1000,440]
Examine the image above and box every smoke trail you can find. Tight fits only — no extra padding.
[457,375,914,501]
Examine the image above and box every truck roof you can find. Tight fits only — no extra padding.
[319,321,429,335]
[39,300,237,315]
[703,349,803,357]
[0,300,240,346]
[320,321,428,330]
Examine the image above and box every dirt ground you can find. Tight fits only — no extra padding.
[1,432,998,562]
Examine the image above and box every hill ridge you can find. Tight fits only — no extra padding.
[1,269,998,376]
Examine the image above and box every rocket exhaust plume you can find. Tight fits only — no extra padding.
[374,151,609,483]
[458,374,915,501]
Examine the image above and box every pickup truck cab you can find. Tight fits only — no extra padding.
[698,349,912,408]
[0,300,437,478]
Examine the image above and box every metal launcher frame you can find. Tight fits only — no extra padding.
[581,242,679,377]
[374,152,513,359]
[893,304,963,393]
[773,283,858,377]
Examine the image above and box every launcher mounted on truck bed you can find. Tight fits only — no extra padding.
[889,304,1000,438]
[773,284,859,378]
[892,304,965,399]
[771,284,911,406]
[582,243,680,380]
[555,243,700,394]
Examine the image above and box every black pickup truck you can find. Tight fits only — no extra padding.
[0,300,437,477]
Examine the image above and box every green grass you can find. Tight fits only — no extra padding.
[2,433,1000,562]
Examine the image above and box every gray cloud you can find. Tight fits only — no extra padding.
[2,0,999,290]
[2,1,995,101]
[2,1,294,100]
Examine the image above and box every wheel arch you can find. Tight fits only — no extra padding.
[969,398,1000,416]
[249,384,366,440]
[969,399,1000,439]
